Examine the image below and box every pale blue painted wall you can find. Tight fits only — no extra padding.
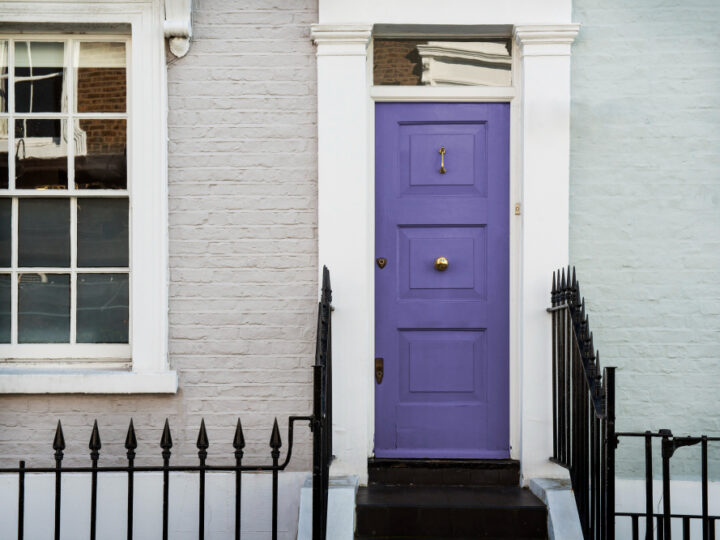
[570,1,720,476]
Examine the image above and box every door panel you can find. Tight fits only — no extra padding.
[375,102,509,459]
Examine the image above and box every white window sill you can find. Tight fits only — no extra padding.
[0,369,178,394]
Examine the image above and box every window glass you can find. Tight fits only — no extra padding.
[77,273,128,343]
[75,42,126,113]
[0,40,7,113]
[18,273,70,343]
[74,119,126,189]
[0,119,7,189]
[15,118,67,189]
[2,36,130,349]
[0,198,10,267]
[18,198,70,267]
[374,39,512,87]
[77,198,128,267]
[15,41,66,113]
[0,274,9,343]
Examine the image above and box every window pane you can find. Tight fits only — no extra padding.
[18,198,70,267]
[74,119,126,189]
[75,42,126,113]
[0,41,7,113]
[0,274,9,343]
[374,39,512,86]
[15,119,68,189]
[0,119,7,189]
[77,273,128,343]
[18,273,70,343]
[77,198,128,267]
[0,198,9,267]
[15,41,66,113]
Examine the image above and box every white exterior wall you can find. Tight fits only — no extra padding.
[0,472,307,539]
[0,0,318,468]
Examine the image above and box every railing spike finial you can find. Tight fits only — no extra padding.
[89,419,102,458]
[571,266,577,288]
[560,267,566,292]
[53,420,66,455]
[197,419,209,465]
[125,419,138,459]
[322,265,332,304]
[270,418,282,457]
[160,418,173,458]
[233,418,246,452]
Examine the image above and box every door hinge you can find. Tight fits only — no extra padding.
[514,202,521,216]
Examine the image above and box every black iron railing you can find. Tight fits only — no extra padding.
[549,267,616,540]
[614,430,720,540]
[0,267,334,540]
[550,268,720,540]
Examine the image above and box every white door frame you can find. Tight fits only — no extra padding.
[312,22,579,486]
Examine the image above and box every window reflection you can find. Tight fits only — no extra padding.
[374,39,512,87]
[75,42,126,113]
[0,41,7,113]
[74,119,126,189]
[0,119,7,189]
[15,119,67,189]
[15,42,66,113]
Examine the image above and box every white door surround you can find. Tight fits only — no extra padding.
[312,19,579,485]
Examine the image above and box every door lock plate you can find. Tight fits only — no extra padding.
[375,358,384,384]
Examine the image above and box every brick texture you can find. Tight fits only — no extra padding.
[0,0,317,469]
[570,0,720,477]
[373,40,423,86]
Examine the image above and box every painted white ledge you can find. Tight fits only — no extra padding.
[0,369,178,394]
[371,85,515,102]
[529,476,583,540]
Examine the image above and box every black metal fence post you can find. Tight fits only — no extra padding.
[270,419,282,540]
[233,419,245,540]
[702,436,709,540]
[645,431,653,540]
[53,421,65,540]
[605,367,616,540]
[197,419,209,540]
[125,420,137,540]
[17,460,24,540]
[160,419,173,540]
[661,430,673,540]
[89,420,101,540]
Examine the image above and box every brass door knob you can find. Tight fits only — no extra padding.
[434,256,449,271]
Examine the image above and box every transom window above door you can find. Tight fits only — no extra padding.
[0,36,130,363]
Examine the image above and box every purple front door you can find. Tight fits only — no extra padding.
[374,102,510,458]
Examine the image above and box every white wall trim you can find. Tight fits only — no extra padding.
[311,25,372,56]
[163,0,192,57]
[0,1,175,394]
[370,85,516,102]
[514,25,580,55]
[0,370,177,394]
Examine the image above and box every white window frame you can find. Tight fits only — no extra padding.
[0,3,176,394]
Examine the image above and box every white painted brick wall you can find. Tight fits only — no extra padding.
[570,0,720,476]
[0,0,318,469]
